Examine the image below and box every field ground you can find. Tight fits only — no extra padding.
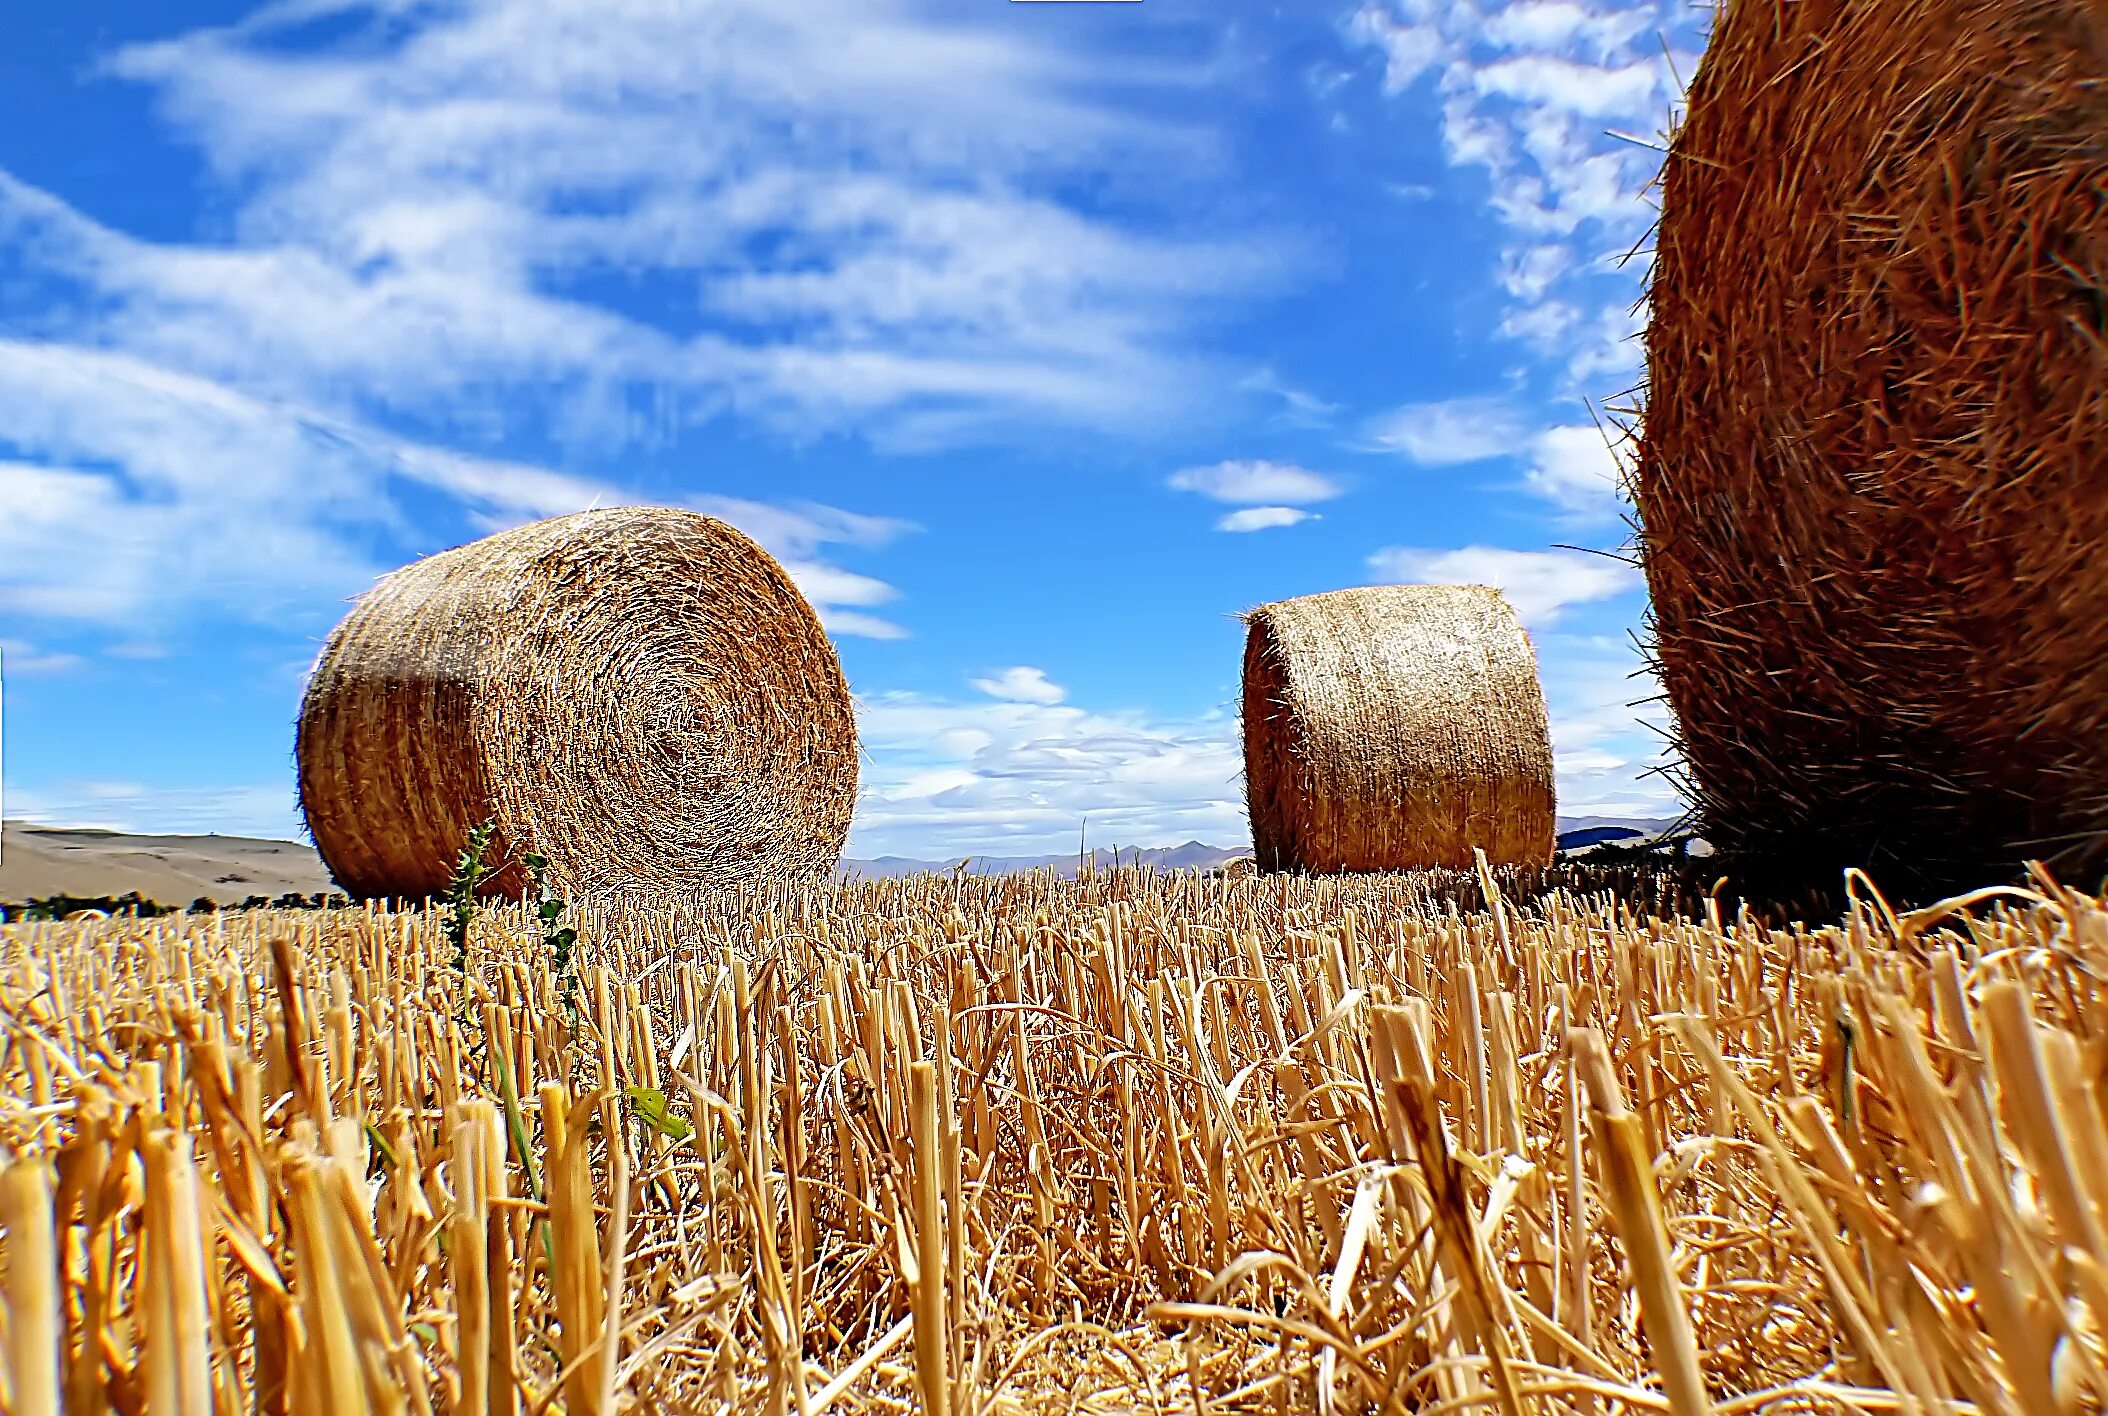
[0,819,1683,906]
[0,823,336,906]
[1,863,2102,1413]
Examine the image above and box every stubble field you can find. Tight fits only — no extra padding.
[2,862,2103,1414]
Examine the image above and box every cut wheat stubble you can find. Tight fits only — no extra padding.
[2,865,2101,1410]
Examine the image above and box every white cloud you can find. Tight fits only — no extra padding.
[780,564,908,640]
[1566,299,1650,383]
[1346,0,1704,388]
[1525,423,1627,516]
[0,0,1300,650]
[819,611,911,641]
[0,339,908,636]
[5,640,1682,851]
[1216,506,1315,533]
[1499,243,1571,301]
[970,667,1067,706]
[1366,543,1640,628]
[851,691,1245,858]
[0,640,86,676]
[1352,6,1446,91]
[1537,632,1679,818]
[1482,2,1652,54]
[1364,400,1629,519]
[0,346,391,626]
[0,0,1287,454]
[1364,396,1528,464]
[1470,56,1661,118]
[1167,459,1343,505]
[855,637,1681,858]
[1498,299,1582,346]
[777,562,897,609]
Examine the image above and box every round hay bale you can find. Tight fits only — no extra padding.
[1636,0,2108,885]
[296,507,858,901]
[1241,584,1555,873]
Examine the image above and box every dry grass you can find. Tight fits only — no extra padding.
[1243,586,1556,873]
[3,862,2107,1413]
[1635,0,2108,889]
[296,507,859,903]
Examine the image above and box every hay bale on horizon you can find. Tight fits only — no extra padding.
[296,507,858,901]
[1636,0,2108,885]
[1241,584,1555,873]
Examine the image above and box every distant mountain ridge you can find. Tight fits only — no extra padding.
[839,817,1682,880]
[3,816,1685,899]
[839,840,1245,881]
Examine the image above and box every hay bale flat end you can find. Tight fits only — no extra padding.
[1242,583,1555,873]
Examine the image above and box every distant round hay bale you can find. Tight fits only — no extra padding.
[1636,0,2108,884]
[1241,584,1555,873]
[296,507,858,901]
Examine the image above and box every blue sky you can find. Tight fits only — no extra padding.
[0,0,1707,860]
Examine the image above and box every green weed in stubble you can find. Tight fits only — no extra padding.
[444,816,499,1003]
[522,850,578,1023]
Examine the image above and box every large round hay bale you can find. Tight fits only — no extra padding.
[296,507,858,900]
[1636,0,2108,885]
[1241,584,1555,873]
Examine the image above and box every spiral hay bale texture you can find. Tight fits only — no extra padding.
[1242,584,1555,873]
[296,507,858,901]
[1637,0,2108,885]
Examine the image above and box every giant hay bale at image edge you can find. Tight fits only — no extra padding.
[1242,583,1556,873]
[296,506,859,900]
[1637,0,2108,886]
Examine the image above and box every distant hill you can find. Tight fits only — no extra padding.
[1556,816,1703,857]
[1558,825,1646,851]
[0,822,1257,899]
[0,821,336,904]
[3,814,1688,902]
[1556,815,1686,837]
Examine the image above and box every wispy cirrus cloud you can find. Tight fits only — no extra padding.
[1168,458,1340,533]
[0,640,87,676]
[0,339,911,637]
[0,0,1301,660]
[2,780,304,840]
[1238,367,1341,429]
[1363,396,1527,464]
[0,0,1291,452]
